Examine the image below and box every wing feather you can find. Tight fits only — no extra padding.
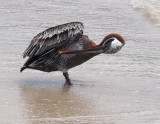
[23,22,84,58]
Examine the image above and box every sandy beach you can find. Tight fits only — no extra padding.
[0,0,160,123]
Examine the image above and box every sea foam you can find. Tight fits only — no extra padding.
[130,0,160,25]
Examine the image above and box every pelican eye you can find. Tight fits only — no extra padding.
[103,38,114,45]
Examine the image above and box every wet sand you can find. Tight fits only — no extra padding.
[0,0,160,123]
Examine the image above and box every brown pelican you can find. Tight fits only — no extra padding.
[20,22,125,85]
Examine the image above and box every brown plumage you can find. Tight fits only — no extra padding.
[98,33,125,47]
[20,22,125,85]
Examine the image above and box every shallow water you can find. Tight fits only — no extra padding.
[0,0,160,123]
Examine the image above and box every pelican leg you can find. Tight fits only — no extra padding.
[63,72,72,85]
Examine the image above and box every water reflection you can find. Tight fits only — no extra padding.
[19,79,94,123]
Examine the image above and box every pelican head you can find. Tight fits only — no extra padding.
[100,33,125,54]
